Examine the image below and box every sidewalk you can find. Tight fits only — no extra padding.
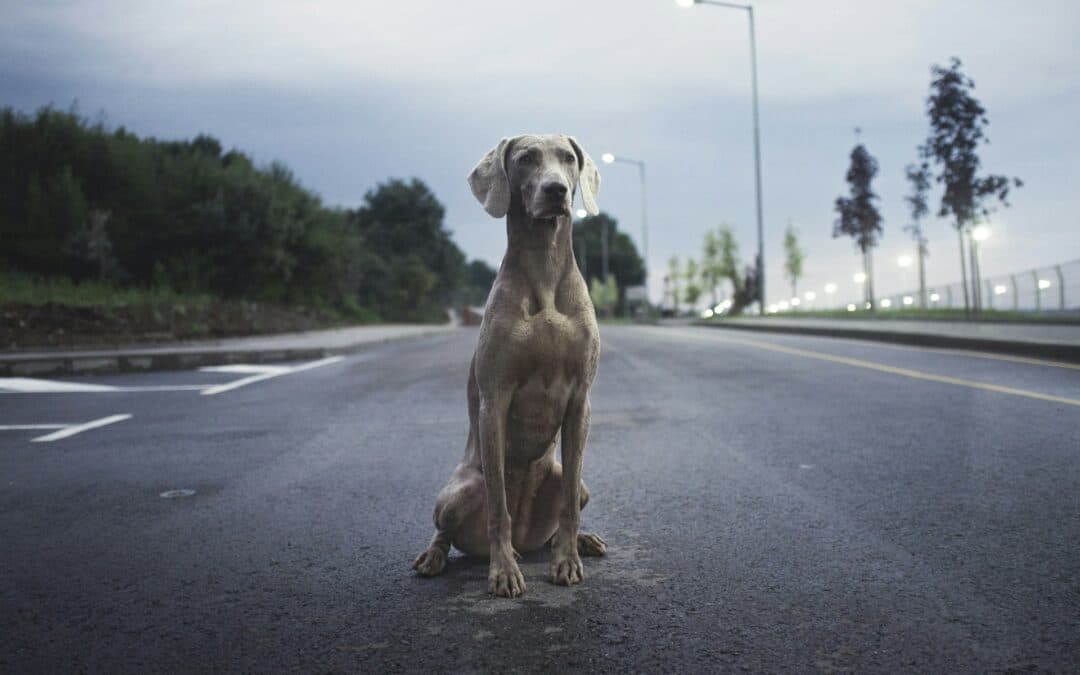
[0,323,461,377]
[699,317,1080,361]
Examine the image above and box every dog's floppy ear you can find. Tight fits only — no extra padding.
[468,137,516,218]
[567,136,601,216]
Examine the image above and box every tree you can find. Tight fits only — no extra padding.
[683,258,702,308]
[904,163,931,308]
[782,221,805,303]
[701,229,722,307]
[666,255,681,313]
[919,57,1022,312]
[589,276,618,317]
[573,212,644,315]
[833,143,883,309]
[707,224,757,316]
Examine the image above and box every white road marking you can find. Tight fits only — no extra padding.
[199,356,344,396]
[0,378,119,393]
[0,356,346,397]
[0,424,67,430]
[24,414,133,442]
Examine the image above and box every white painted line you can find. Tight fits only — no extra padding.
[200,356,344,396]
[0,378,119,393]
[30,414,133,442]
[0,383,210,394]
[199,364,291,375]
[0,424,67,431]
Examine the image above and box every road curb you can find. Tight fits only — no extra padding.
[695,320,1080,362]
[0,327,459,377]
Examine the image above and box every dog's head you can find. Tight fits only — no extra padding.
[468,134,600,220]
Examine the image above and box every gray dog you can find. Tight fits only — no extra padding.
[413,134,607,598]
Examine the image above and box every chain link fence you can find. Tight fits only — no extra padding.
[804,259,1080,315]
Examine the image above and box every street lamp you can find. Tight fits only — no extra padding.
[897,255,912,268]
[600,152,650,305]
[675,0,766,315]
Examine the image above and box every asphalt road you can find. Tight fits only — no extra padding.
[2,325,1078,673]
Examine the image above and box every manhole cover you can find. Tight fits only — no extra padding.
[159,489,196,499]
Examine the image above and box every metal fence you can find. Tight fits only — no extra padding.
[820,259,1080,314]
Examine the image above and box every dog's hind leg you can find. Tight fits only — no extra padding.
[413,464,486,576]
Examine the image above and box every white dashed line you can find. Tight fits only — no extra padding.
[199,356,344,396]
[0,414,133,442]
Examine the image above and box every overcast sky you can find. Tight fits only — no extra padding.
[3,0,1078,306]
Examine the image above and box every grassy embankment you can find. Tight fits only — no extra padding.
[0,271,370,349]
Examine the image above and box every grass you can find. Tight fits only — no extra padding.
[0,270,216,309]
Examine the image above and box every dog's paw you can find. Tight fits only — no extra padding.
[412,547,448,577]
[577,532,607,557]
[550,548,584,586]
[488,557,527,598]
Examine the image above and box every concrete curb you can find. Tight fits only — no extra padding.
[695,320,1080,362]
[0,326,459,377]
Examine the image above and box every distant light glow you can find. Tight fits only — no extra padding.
[778,300,790,311]
[804,291,816,301]
[994,284,1007,295]
[971,225,991,242]
[881,298,893,308]
[675,0,696,7]
[790,297,801,307]
[930,292,941,302]
[897,255,913,268]
[854,272,867,283]
[824,283,837,294]
[600,153,615,164]
[701,308,714,319]
[766,304,778,314]
[864,301,872,309]
[575,208,587,218]
[902,296,914,305]
[1038,279,1052,290]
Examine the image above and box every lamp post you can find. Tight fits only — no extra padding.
[600,152,649,305]
[676,0,766,315]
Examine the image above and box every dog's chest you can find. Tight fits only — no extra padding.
[510,308,598,377]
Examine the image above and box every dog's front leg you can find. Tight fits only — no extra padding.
[478,397,526,598]
[551,394,589,586]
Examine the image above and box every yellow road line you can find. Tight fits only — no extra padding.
[829,338,1080,371]
[673,329,1080,408]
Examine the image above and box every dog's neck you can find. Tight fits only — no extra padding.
[503,209,577,312]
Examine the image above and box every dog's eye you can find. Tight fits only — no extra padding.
[562,153,576,164]
[518,153,535,164]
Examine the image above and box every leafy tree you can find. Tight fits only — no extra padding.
[589,276,618,317]
[666,255,681,313]
[573,212,644,316]
[782,222,805,302]
[919,57,1022,312]
[683,258,702,308]
[701,229,722,307]
[710,225,757,316]
[904,163,931,308]
[833,143,883,309]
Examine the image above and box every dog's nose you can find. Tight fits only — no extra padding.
[542,181,568,199]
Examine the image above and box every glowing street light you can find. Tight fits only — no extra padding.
[575,208,588,219]
[804,291,816,301]
[853,272,867,284]
[790,297,801,307]
[930,292,941,303]
[675,0,695,7]
[824,283,837,294]
[994,284,1007,295]
[902,296,914,306]
[971,224,991,242]
[846,303,856,312]
[880,298,893,308]
[599,151,650,304]
[1038,279,1052,290]
[897,255,913,268]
